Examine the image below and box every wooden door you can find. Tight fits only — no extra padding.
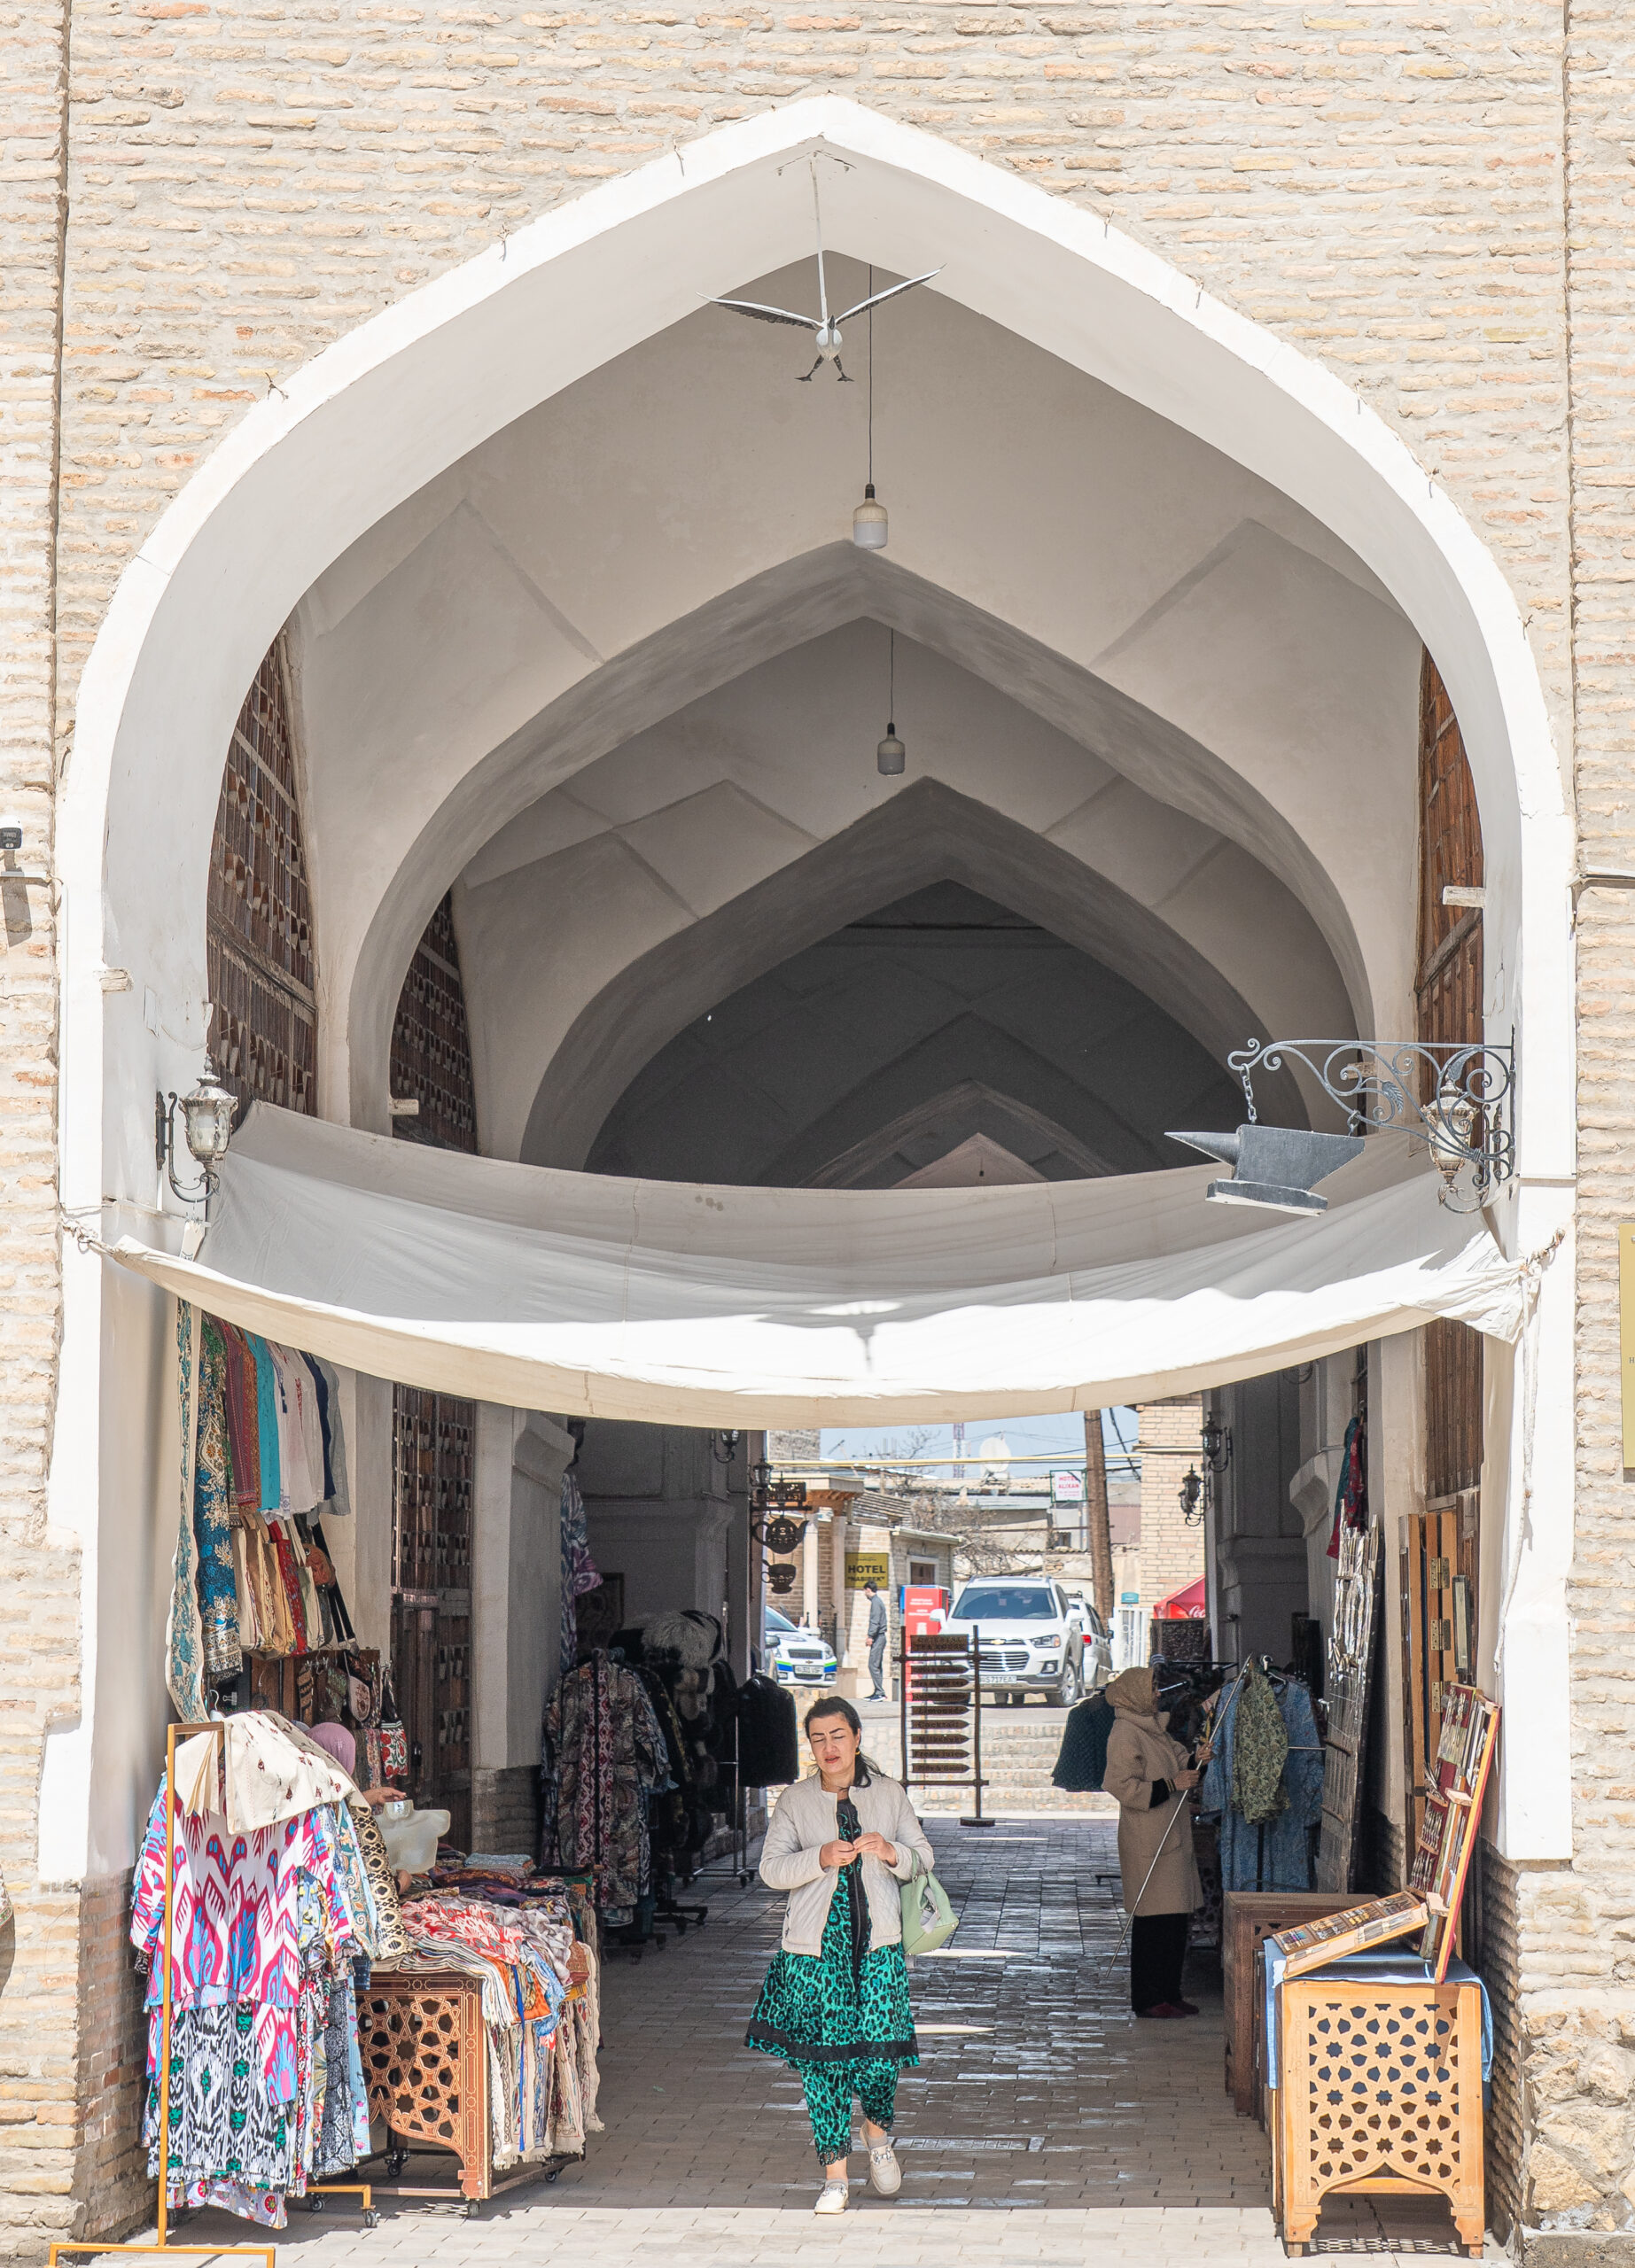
[1404,651,1484,1864]
[392,1386,474,1847]
[206,640,318,1121]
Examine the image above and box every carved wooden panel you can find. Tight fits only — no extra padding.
[206,640,317,1121]
[1280,1977,1484,2256]
[1415,648,1483,1056]
[392,1386,473,1845]
[388,893,478,1153]
[359,1977,489,2200]
[1410,647,1484,1879]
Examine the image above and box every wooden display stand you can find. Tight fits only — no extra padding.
[358,1963,588,2212]
[1221,1891,1353,2117]
[1275,1967,1485,2256]
[359,1969,557,2210]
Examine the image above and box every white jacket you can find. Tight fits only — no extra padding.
[759,1771,936,1954]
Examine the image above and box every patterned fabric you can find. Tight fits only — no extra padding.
[541,1653,666,1924]
[745,1840,920,2070]
[558,1470,602,1680]
[220,1322,261,1510]
[166,1301,207,1724]
[269,1521,310,1653]
[348,1802,410,1961]
[131,1780,358,2023]
[1231,1661,1290,1826]
[193,1317,242,1682]
[799,2059,899,2166]
[144,2000,301,2227]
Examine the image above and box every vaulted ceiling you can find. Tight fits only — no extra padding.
[286,253,1420,1181]
[585,883,1244,1186]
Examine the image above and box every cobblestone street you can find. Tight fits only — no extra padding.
[93,1814,1496,2265]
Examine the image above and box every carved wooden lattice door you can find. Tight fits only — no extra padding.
[388,894,479,1847]
[1402,651,1484,1863]
[206,640,317,1120]
[392,1389,473,1846]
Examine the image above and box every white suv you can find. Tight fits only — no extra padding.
[944,1580,1088,1706]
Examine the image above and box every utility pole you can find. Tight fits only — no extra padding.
[1085,1410,1115,1625]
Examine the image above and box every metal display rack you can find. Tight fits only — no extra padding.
[899,1627,990,1825]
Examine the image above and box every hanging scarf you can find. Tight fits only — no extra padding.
[1231,1661,1289,1826]
[165,1301,208,1723]
[244,1332,283,1512]
[558,1471,602,1679]
[194,1317,242,1682]
[1327,1414,1367,1558]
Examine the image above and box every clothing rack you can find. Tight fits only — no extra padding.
[50,1722,276,2268]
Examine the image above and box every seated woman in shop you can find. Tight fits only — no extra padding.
[1103,1666,1203,2019]
[746,1695,935,2213]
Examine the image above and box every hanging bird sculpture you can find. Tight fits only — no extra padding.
[705,157,940,382]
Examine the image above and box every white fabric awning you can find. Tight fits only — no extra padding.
[108,1105,1527,1425]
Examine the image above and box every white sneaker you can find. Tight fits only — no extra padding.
[814,2179,849,2214]
[867,2140,902,2196]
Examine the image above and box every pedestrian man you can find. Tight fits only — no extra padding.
[865,1581,888,1700]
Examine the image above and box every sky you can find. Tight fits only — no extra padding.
[818,1408,1141,1480]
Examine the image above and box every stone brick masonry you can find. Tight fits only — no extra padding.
[3,0,1632,2256]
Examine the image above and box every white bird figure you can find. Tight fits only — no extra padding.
[705,157,940,382]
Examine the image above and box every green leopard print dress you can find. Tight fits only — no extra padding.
[744,1795,920,2074]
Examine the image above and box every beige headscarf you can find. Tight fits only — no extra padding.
[1103,1666,1156,1716]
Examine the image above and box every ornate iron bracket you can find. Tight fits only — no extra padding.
[1227,1037,1515,1212]
[751,1459,808,1550]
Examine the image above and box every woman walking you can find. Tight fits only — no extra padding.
[1102,1666,1202,2019]
[746,1695,935,2212]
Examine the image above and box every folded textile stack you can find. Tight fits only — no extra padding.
[395,1874,601,2165]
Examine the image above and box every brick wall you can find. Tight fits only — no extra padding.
[49,0,1575,765]
[1472,1840,1525,2241]
[1136,1397,1203,1613]
[72,1876,149,2246]
[471,1765,541,1858]
[1558,0,1635,2245]
[2,0,79,2256]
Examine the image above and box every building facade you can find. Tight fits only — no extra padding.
[2,4,1630,2256]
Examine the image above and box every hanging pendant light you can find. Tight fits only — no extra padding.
[853,482,888,549]
[853,268,888,550]
[877,628,906,775]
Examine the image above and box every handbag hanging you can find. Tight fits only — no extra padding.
[378,1670,408,1783]
[899,1864,958,1957]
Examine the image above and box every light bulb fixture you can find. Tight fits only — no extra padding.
[852,266,889,549]
[853,482,887,548]
[876,627,906,775]
[156,1051,237,1205]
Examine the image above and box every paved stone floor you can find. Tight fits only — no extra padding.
[92,1814,1498,2264]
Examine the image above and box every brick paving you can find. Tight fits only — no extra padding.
[94,1814,1498,2264]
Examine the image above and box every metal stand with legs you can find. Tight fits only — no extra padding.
[899,1627,993,1823]
[50,1723,280,2267]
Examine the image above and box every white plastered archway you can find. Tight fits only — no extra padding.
[51,97,1574,1883]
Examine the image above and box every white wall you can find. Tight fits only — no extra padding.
[472,1407,573,1770]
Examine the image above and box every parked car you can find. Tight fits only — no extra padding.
[943,1579,1087,1705]
[1058,1588,1114,1692]
[763,1605,838,1687]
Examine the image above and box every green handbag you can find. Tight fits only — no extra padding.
[899,1864,958,1956]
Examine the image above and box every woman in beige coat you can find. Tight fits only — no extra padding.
[1102,1666,1203,2019]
